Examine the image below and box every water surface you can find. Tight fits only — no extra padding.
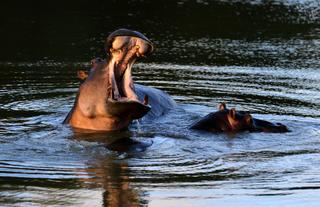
[0,1,320,206]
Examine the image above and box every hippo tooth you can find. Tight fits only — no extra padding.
[109,60,120,100]
[122,60,139,102]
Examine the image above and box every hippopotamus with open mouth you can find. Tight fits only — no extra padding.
[64,29,176,131]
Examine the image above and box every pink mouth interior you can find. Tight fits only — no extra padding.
[108,59,147,105]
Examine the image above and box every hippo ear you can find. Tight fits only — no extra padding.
[229,108,236,119]
[244,114,253,125]
[77,70,88,80]
[218,102,227,111]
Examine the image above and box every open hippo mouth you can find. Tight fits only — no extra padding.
[105,29,154,119]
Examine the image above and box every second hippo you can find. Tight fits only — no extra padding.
[190,103,289,133]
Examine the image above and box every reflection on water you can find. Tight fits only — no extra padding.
[86,156,148,207]
[1,0,320,206]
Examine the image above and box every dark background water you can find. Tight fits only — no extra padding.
[1,0,319,66]
[0,1,320,207]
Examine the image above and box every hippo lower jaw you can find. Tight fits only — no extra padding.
[107,58,151,119]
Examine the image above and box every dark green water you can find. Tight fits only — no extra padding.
[1,1,320,206]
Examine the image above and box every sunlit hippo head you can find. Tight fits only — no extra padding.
[64,29,155,131]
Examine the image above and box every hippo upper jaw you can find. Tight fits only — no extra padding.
[106,36,153,119]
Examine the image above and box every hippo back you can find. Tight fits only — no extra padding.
[135,84,176,119]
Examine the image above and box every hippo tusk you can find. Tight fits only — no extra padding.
[108,59,120,100]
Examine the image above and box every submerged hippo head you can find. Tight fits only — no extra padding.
[190,103,289,133]
[64,29,154,131]
[190,103,253,132]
